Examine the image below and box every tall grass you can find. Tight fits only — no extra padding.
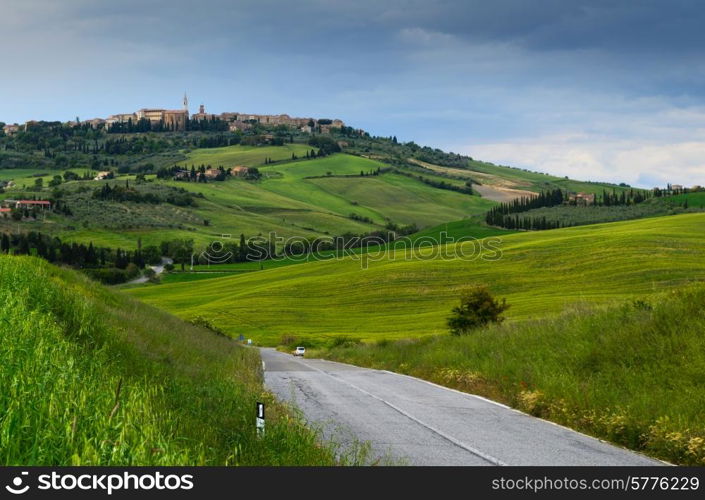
[318,287,705,465]
[0,255,354,465]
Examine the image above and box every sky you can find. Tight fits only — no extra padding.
[1,0,704,187]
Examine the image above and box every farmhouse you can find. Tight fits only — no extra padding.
[568,192,595,205]
[172,170,191,180]
[230,166,249,177]
[204,168,222,179]
[16,200,52,209]
[3,124,19,136]
[94,171,113,180]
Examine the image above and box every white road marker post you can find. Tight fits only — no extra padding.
[256,402,265,438]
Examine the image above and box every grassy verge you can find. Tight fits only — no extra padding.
[315,287,705,465]
[0,255,360,465]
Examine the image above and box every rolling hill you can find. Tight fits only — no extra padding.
[127,212,705,344]
[1,148,498,249]
[0,255,352,465]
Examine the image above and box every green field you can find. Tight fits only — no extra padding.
[0,168,100,190]
[318,285,705,465]
[413,157,637,196]
[409,216,515,241]
[176,144,315,168]
[465,159,636,194]
[123,216,514,285]
[127,213,705,344]
[14,151,497,250]
[3,144,639,253]
[0,255,365,465]
[667,191,705,207]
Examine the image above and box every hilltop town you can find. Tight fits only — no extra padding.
[2,95,346,136]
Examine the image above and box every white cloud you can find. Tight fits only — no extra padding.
[467,134,705,188]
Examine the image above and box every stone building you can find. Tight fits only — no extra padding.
[2,124,19,136]
[163,110,188,131]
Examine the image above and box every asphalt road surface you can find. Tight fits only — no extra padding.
[261,348,663,466]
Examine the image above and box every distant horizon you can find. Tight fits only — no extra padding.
[3,1,705,187]
[0,101,695,191]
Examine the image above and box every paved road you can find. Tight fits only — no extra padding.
[128,257,173,284]
[261,348,663,466]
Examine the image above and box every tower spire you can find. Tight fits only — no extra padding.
[183,92,189,112]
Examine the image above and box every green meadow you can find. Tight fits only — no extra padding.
[6,144,626,252]
[34,151,497,249]
[176,143,315,168]
[409,216,514,241]
[0,255,366,465]
[0,168,99,190]
[416,157,637,195]
[127,212,705,345]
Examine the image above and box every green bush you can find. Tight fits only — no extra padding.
[447,286,509,335]
[328,336,362,348]
[82,266,140,285]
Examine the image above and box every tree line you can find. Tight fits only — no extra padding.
[156,165,261,182]
[92,182,196,206]
[0,231,161,284]
[486,188,655,230]
[394,169,474,195]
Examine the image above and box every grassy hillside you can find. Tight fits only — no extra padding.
[503,190,705,229]
[1,151,497,250]
[123,216,516,283]
[410,157,637,201]
[0,255,361,465]
[176,143,315,168]
[408,216,514,241]
[127,213,705,344]
[318,286,705,465]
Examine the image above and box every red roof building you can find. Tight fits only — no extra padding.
[16,200,52,209]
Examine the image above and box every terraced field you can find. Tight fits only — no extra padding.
[128,212,705,344]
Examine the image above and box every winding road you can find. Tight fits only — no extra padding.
[261,348,663,466]
[127,257,173,284]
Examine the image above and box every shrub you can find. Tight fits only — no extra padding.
[447,285,509,335]
[280,334,299,347]
[188,316,227,337]
[328,336,362,348]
